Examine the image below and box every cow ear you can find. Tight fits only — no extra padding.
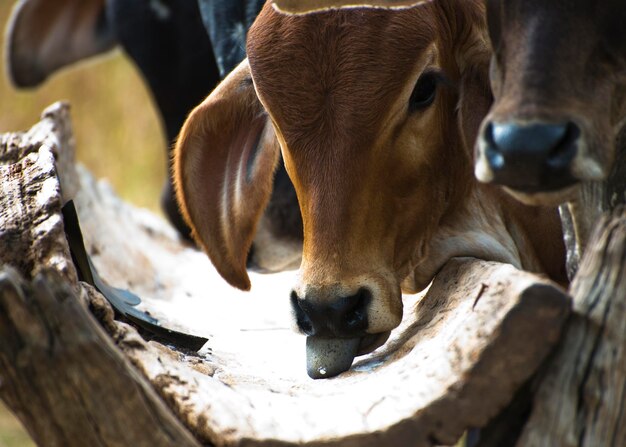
[174,60,280,291]
[6,0,116,88]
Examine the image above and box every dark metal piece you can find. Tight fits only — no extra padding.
[62,200,208,352]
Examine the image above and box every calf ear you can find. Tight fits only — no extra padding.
[174,60,280,291]
[6,0,116,88]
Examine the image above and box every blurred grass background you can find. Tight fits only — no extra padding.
[0,1,166,212]
[0,0,168,445]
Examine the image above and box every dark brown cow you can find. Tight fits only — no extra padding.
[474,0,626,205]
[175,0,566,378]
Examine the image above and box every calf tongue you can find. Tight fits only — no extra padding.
[306,336,360,379]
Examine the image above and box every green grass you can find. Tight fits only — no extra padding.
[0,403,34,447]
[0,2,170,444]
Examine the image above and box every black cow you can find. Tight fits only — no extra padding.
[197,0,265,78]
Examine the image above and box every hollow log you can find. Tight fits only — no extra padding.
[0,104,571,446]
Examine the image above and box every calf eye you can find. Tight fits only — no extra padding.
[409,72,438,112]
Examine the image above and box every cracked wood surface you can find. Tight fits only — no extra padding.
[0,103,78,286]
[0,104,571,446]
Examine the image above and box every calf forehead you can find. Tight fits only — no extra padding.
[493,0,625,52]
[247,5,439,150]
[490,0,626,111]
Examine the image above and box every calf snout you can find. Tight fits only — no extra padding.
[290,287,371,337]
[480,121,580,192]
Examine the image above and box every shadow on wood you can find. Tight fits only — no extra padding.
[0,104,572,446]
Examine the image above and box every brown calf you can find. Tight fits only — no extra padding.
[474,0,626,206]
[175,0,565,378]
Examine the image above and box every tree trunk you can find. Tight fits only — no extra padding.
[513,131,626,446]
[0,268,202,447]
[516,209,626,446]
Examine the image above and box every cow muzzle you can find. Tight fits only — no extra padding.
[290,280,401,379]
[476,120,580,193]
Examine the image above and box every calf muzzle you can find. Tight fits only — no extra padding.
[290,287,371,337]
[481,120,580,192]
[291,286,393,379]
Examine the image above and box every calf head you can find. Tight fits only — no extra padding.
[176,0,534,377]
[475,0,626,205]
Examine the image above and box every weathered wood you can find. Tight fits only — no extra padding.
[0,102,79,204]
[516,209,626,447]
[0,103,201,447]
[69,130,572,445]
[0,104,571,446]
[0,102,78,286]
[271,0,427,14]
[0,267,202,447]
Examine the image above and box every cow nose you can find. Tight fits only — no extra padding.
[290,287,370,337]
[483,121,579,191]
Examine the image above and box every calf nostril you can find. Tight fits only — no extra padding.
[341,288,370,330]
[546,122,580,170]
[290,291,314,335]
[484,122,505,170]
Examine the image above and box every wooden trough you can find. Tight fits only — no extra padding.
[0,103,625,446]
